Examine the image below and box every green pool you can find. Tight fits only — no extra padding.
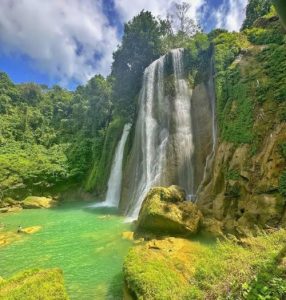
[0,202,132,299]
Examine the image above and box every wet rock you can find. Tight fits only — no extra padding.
[122,231,134,241]
[22,196,56,209]
[21,226,42,234]
[137,186,202,236]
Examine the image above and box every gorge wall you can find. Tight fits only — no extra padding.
[197,11,286,235]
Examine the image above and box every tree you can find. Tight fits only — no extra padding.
[241,0,271,29]
[168,2,201,36]
[111,11,167,117]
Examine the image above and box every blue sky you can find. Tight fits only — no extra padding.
[0,0,248,90]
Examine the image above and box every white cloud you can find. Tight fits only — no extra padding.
[0,0,248,85]
[0,0,120,84]
[214,0,248,31]
[114,0,205,23]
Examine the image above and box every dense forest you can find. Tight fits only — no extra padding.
[1,0,285,202]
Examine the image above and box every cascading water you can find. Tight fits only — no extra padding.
[124,49,195,219]
[94,123,131,207]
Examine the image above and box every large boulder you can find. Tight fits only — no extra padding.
[22,196,56,209]
[136,186,202,236]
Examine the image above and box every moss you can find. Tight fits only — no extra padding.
[124,246,190,300]
[219,66,254,144]
[124,230,286,299]
[245,27,284,45]
[0,268,69,300]
[136,186,202,236]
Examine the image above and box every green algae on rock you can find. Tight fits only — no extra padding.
[136,186,202,236]
[0,268,69,300]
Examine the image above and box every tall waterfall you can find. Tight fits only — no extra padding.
[98,123,131,207]
[124,49,195,219]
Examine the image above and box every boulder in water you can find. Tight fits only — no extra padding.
[21,226,42,234]
[22,196,56,209]
[122,231,134,241]
[136,186,202,236]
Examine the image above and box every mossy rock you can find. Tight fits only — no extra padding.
[22,196,56,209]
[123,230,286,299]
[137,186,202,236]
[0,268,69,299]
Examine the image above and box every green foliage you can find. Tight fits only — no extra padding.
[124,230,286,299]
[279,171,286,197]
[226,169,240,180]
[273,0,286,29]
[242,0,271,30]
[0,72,113,198]
[280,142,286,159]
[213,32,249,73]
[213,9,286,147]
[112,11,168,116]
[245,27,284,45]
[234,246,286,299]
[215,62,254,144]
[0,268,69,300]
[84,117,125,193]
[257,44,286,102]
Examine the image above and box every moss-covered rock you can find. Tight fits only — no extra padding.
[0,268,69,299]
[123,230,286,300]
[0,231,20,247]
[21,226,42,234]
[22,196,56,209]
[136,186,202,236]
[0,198,22,213]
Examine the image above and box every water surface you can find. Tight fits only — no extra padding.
[0,202,132,299]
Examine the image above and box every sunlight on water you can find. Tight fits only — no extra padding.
[0,202,132,299]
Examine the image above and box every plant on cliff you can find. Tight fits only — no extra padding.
[242,0,271,29]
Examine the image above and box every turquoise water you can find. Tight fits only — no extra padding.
[0,202,132,299]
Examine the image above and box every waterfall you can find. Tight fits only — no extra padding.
[124,49,195,219]
[95,123,131,208]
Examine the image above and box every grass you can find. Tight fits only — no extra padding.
[123,230,286,299]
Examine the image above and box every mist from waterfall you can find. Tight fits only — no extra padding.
[125,49,195,219]
[94,123,131,208]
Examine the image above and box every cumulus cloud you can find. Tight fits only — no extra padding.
[0,0,119,84]
[214,0,248,31]
[114,0,205,23]
[0,0,248,85]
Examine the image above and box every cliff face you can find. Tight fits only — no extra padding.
[197,11,286,235]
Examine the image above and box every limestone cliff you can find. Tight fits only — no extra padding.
[197,11,286,235]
